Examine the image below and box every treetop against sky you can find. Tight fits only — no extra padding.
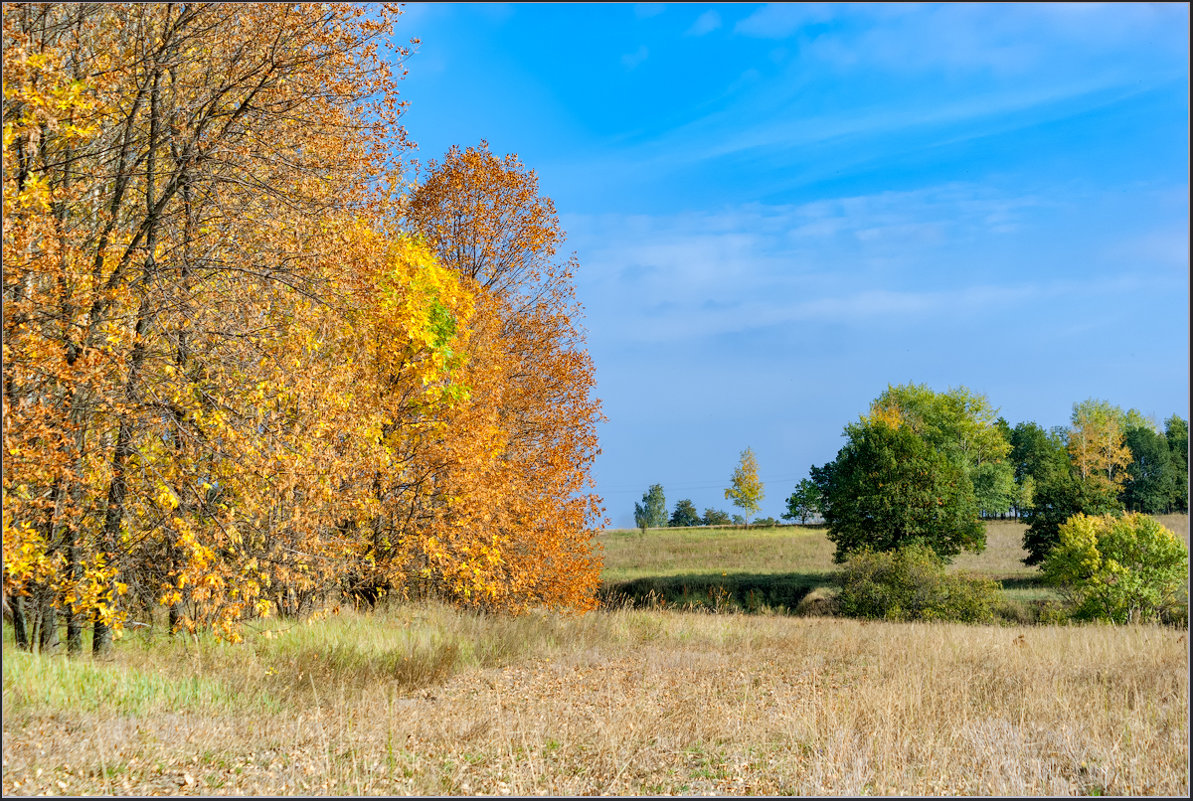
[398,3,1187,526]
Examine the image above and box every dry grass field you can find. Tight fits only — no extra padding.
[3,606,1189,795]
[3,516,1189,796]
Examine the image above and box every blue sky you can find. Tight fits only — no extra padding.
[393,2,1189,527]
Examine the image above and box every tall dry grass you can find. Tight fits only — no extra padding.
[4,603,1188,796]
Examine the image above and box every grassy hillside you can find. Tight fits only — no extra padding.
[598,515,1189,614]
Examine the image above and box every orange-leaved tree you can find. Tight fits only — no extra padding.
[404,142,604,613]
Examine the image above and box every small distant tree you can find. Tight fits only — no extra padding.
[702,508,732,526]
[669,499,701,527]
[1043,512,1188,624]
[782,478,821,524]
[633,484,667,533]
[725,447,765,524]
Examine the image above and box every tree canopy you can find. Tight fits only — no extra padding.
[3,3,604,649]
[813,419,984,563]
[869,383,1013,516]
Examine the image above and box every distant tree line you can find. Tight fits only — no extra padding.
[632,483,744,531]
[631,384,1187,567]
[634,447,769,531]
[790,384,1186,566]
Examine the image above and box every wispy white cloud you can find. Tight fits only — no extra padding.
[566,183,1182,346]
[734,3,837,39]
[600,75,1158,186]
[621,44,649,70]
[734,2,1187,76]
[634,3,665,19]
[686,10,721,37]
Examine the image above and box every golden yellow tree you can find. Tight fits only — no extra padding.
[3,2,440,647]
[725,447,765,524]
[1068,399,1132,497]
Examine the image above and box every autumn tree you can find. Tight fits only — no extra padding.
[403,141,604,613]
[3,2,447,646]
[725,447,764,524]
[1067,399,1132,496]
[1019,403,1136,567]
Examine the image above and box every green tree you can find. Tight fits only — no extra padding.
[782,478,821,524]
[1043,512,1188,623]
[869,383,1012,514]
[724,447,765,524]
[1014,474,1036,519]
[702,508,732,526]
[972,460,1016,519]
[633,483,667,532]
[1021,462,1119,566]
[1165,415,1188,513]
[1009,421,1069,516]
[1122,425,1176,513]
[813,419,984,563]
[668,498,702,527]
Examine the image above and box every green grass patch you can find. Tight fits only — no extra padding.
[598,524,835,582]
[1,641,274,716]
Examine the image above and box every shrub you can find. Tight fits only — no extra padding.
[836,542,1001,623]
[1042,512,1189,624]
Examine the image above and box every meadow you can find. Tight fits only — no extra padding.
[2,516,1189,796]
[599,515,1189,616]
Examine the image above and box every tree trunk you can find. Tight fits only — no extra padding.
[95,65,163,657]
[11,596,31,651]
[38,599,60,653]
